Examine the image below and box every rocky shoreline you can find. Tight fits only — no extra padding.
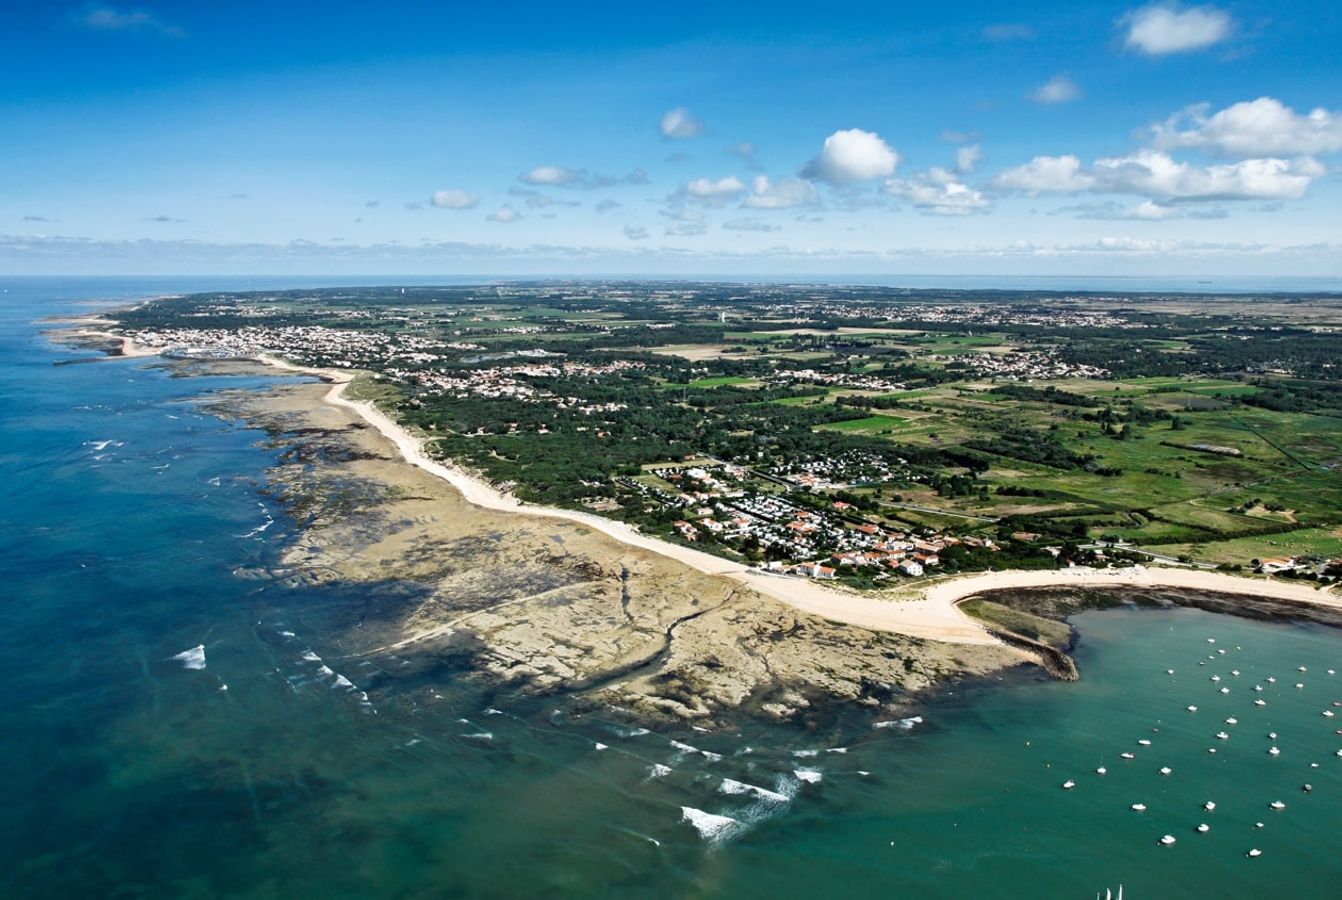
[195,367,1029,726]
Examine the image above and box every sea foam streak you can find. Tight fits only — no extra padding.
[170,644,206,670]
[680,807,741,843]
[719,778,789,804]
[874,715,923,730]
[793,768,823,784]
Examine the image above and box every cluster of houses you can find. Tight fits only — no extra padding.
[750,300,1147,331]
[654,462,985,580]
[766,449,905,491]
[937,349,1110,380]
[766,368,906,393]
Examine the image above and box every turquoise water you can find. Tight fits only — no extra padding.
[2,278,1340,899]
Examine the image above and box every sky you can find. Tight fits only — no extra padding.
[2,1,1340,277]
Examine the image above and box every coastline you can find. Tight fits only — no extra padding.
[80,328,1342,647]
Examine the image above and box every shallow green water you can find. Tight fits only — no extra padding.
[3,279,1339,899]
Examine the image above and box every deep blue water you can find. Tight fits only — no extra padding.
[2,278,1341,899]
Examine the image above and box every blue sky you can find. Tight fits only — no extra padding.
[2,1,1340,275]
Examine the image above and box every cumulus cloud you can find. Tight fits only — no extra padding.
[726,142,763,170]
[684,175,747,200]
[955,144,983,174]
[430,189,478,209]
[800,129,899,183]
[884,168,990,216]
[665,221,708,237]
[722,217,781,232]
[997,150,1322,202]
[1060,200,1230,220]
[660,107,705,140]
[518,166,647,189]
[487,206,520,223]
[1150,97,1342,157]
[1121,3,1233,55]
[994,155,1096,192]
[744,176,819,209]
[73,4,184,37]
[623,225,649,240]
[1092,150,1321,201]
[983,23,1035,42]
[1031,75,1081,104]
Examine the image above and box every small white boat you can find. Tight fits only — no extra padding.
[1303,784,1313,793]
[1328,669,1336,676]
[1138,739,1152,746]
[1207,638,1216,643]
[1270,800,1285,810]
[1212,676,1221,682]
[1131,803,1147,812]
[1196,823,1210,833]
[1208,747,1217,754]
[1248,848,1262,858]
[1217,649,1226,655]
[1160,835,1176,846]
[1121,752,1135,759]
[1226,717,1238,725]
[1268,747,1281,756]
[1255,700,1267,707]
[1096,766,1107,775]
[1269,732,1278,739]
[1062,780,1076,790]
[1159,767,1172,775]
[1220,688,1230,694]
[1217,732,1230,740]
[1232,670,1241,677]
[1166,669,1175,675]
[1324,710,1335,718]
[1296,683,1305,689]
[1268,677,1277,683]
[1255,685,1265,692]
[1204,801,1217,811]
[1299,666,1308,672]
[1187,705,1199,712]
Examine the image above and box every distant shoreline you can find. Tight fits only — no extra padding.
[71,325,1342,646]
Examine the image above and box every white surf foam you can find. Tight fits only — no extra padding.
[170,644,206,670]
[719,778,789,804]
[300,650,321,662]
[874,715,923,730]
[680,807,741,843]
[793,768,823,784]
[648,763,673,778]
[332,674,355,690]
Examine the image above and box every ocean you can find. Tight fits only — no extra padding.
[2,277,1339,899]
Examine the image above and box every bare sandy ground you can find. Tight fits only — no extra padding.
[922,566,1342,610]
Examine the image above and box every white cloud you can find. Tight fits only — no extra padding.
[801,129,899,183]
[623,225,649,240]
[594,199,621,213]
[722,217,781,232]
[983,23,1035,42]
[998,149,1322,202]
[661,107,704,140]
[487,206,520,223]
[744,176,818,209]
[726,142,762,170]
[994,155,1096,192]
[955,144,983,174]
[73,4,184,37]
[884,168,990,215]
[1031,75,1081,105]
[1122,3,1233,56]
[685,175,747,199]
[430,189,478,209]
[518,166,647,189]
[1092,150,1322,200]
[1151,97,1342,157]
[664,221,708,237]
